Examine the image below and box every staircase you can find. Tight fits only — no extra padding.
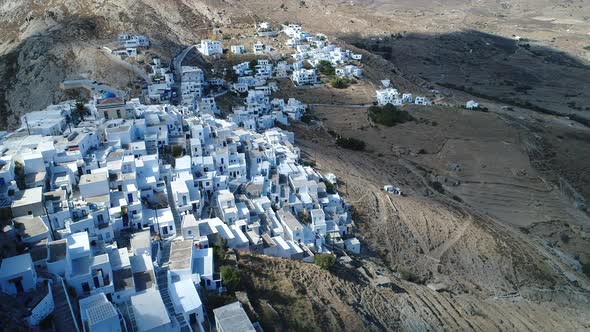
[41,273,79,332]
[121,300,137,332]
[156,240,192,332]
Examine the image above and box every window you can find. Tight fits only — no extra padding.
[169,226,173,231]
[188,230,192,235]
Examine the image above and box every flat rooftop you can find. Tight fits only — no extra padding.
[11,187,43,208]
[213,301,256,332]
[0,253,33,279]
[130,231,151,251]
[113,267,135,292]
[80,172,107,184]
[131,289,171,332]
[13,215,48,240]
[169,240,192,271]
[47,240,67,263]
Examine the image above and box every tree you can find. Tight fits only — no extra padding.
[336,136,365,151]
[171,145,183,158]
[249,59,258,71]
[225,69,237,82]
[220,266,241,291]
[14,161,25,190]
[314,254,336,270]
[212,237,228,266]
[330,77,349,89]
[324,180,336,194]
[75,101,87,121]
[298,210,311,224]
[368,104,415,127]
[316,60,335,76]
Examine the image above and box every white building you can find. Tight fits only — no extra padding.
[0,253,37,295]
[79,293,121,332]
[415,96,430,105]
[344,237,361,254]
[335,65,363,78]
[231,45,245,54]
[375,88,400,106]
[0,253,54,326]
[169,279,204,327]
[253,41,265,54]
[466,100,479,109]
[213,301,257,332]
[292,69,317,86]
[198,40,222,56]
[131,289,173,332]
[65,232,114,297]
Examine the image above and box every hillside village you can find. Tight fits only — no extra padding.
[0,23,426,332]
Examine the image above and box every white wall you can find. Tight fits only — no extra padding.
[26,284,54,326]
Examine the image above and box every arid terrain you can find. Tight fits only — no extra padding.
[1,0,590,330]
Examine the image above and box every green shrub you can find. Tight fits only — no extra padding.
[171,145,183,158]
[213,238,228,266]
[336,136,365,151]
[431,181,445,193]
[324,181,336,194]
[298,210,311,224]
[330,77,350,89]
[314,254,336,270]
[316,60,335,76]
[300,113,313,124]
[249,59,258,71]
[399,268,418,282]
[14,161,25,190]
[368,104,415,127]
[220,266,241,291]
[301,159,316,167]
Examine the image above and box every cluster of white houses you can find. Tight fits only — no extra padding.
[0,22,388,331]
[107,33,150,59]
[284,24,363,86]
[196,23,363,87]
[0,60,358,331]
[375,80,431,106]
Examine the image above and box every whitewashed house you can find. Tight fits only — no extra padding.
[466,100,479,109]
[231,45,245,54]
[79,293,121,332]
[198,40,222,56]
[253,41,265,54]
[292,69,317,86]
[213,301,257,332]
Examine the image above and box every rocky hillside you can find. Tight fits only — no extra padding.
[0,0,230,129]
